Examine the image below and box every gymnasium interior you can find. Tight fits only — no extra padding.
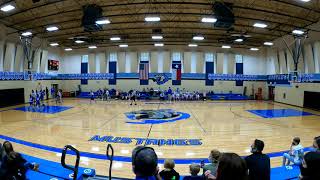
[0,0,320,180]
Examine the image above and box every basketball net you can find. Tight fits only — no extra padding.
[20,35,45,71]
[282,34,307,83]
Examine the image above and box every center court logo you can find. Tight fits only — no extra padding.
[125,109,190,124]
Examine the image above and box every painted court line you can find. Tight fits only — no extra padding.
[0,134,313,164]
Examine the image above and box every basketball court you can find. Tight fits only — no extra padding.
[0,0,320,179]
[0,99,319,178]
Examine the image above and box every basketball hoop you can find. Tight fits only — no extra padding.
[288,71,301,83]
[20,35,45,70]
[23,69,37,81]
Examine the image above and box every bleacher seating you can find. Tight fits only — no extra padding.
[77,92,96,98]
[22,153,95,180]
[21,151,300,180]
[210,93,249,100]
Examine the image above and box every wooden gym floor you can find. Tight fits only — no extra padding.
[0,99,319,178]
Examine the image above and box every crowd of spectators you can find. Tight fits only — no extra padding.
[93,87,214,101]
[1,136,319,180]
[131,136,320,180]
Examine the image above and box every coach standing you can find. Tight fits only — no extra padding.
[45,87,49,100]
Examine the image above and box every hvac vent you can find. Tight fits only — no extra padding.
[82,4,103,32]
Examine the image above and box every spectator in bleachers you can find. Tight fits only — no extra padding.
[0,141,39,179]
[0,142,4,178]
[300,136,320,180]
[203,149,220,177]
[183,164,204,180]
[204,153,248,180]
[159,159,180,180]
[132,146,160,180]
[300,151,320,180]
[4,151,39,179]
[312,136,320,152]
[245,139,270,180]
[282,137,304,166]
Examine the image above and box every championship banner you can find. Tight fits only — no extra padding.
[109,61,117,85]
[172,62,181,85]
[205,62,214,86]
[236,63,243,86]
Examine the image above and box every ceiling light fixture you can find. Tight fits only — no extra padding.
[96,19,110,25]
[0,4,15,12]
[75,40,84,44]
[235,39,243,42]
[193,36,204,41]
[50,43,59,47]
[154,43,164,47]
[64,48,72,51]
[145,16,160,22]
[250,48,259,51]
[21,31,32,37]
[264,42,273,46]
[253,23,268,28]
[88,45,97,49]
[201,17,217,23]
[46,26,59,32]
[110,37,121,41]
[292,29,305,35]
[152,35,163,40]
[119,44,128,48]
[188,44,198,47]
[222,45,231,49]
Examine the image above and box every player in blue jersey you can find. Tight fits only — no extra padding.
[35,93,41,107]
[29,94,34,108]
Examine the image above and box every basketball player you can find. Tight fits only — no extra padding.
[203,91,207,101]
[29,94,34,108]
[167,87,173,103]
[105,89,110,101]
[130,89,137,106]
[56,90,62,104]
[90,90,95,104]
[35,93,41,107]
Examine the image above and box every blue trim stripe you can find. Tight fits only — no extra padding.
[0,134,313,164]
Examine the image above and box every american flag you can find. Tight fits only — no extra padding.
[139,63,149,80]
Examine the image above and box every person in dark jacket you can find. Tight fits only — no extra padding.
[132,146,161,180]
[45,87,49,100]
[245,139,270,180]
[300,151,320,180]
[300,136,320,180]
[183,164,204,180]
[3,151,39,180]
[159,159,180,180]
[0,141,39,180]
[205,153,248,180]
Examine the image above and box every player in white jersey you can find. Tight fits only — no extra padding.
[130,90,137,105]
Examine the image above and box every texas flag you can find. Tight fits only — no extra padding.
[172,63,182,80]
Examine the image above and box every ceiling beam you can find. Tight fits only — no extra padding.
[7,12,300,36]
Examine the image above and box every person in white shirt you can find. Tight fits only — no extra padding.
[105,89,110,101]
[283,137,304,166]
[130,90,137,105]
